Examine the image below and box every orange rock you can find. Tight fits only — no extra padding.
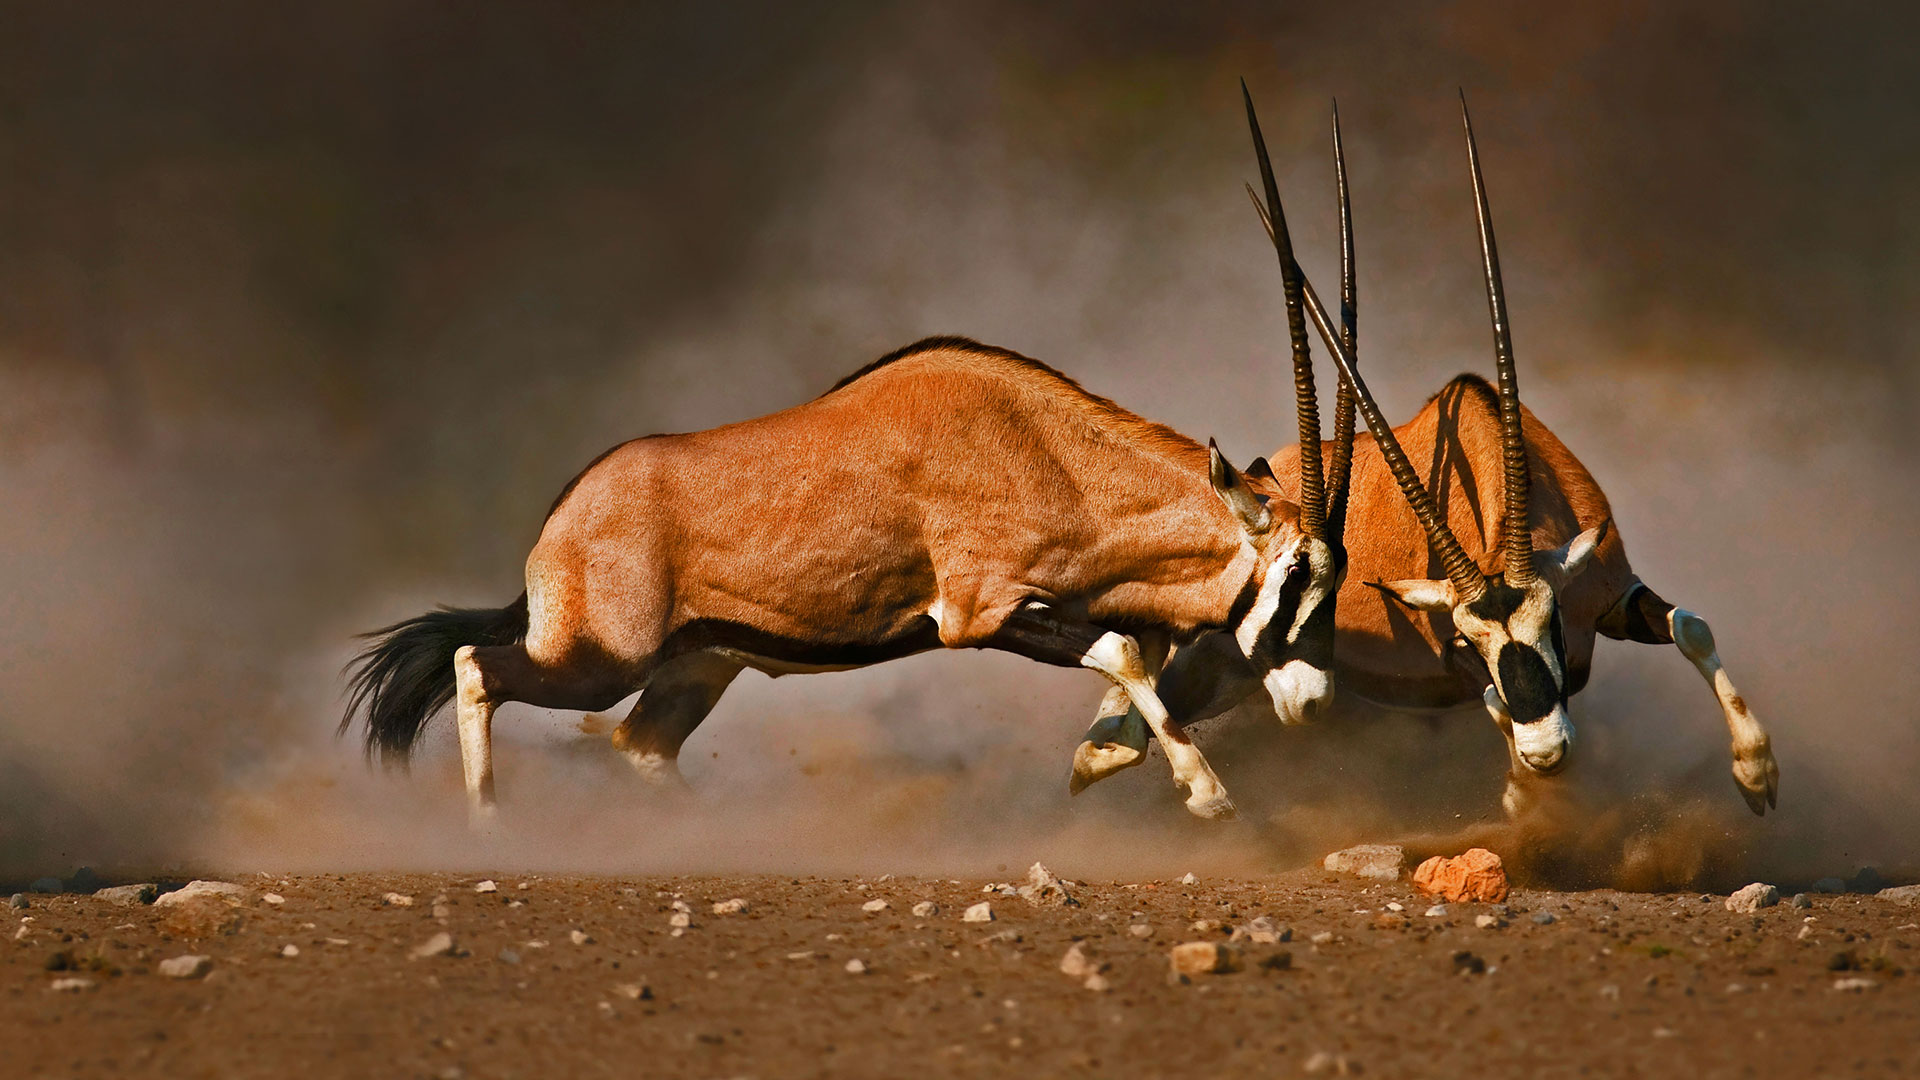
[1412,848,1509,904]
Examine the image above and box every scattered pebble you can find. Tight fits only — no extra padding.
[570,929,594,945]
[1475,913,1506,929]
[94,884,159,907]
[845,958,868,975]
[1877,885,1920,905]
[1018,862,1077,906]
[497,949,520,965]
[8,893,27,909]
[1059,943,1107,979]
[711,898,749,915]
[410,932,456,960]
[1725,883,1780,913]
[1230,916,1288,945]
[861,899,889,913]
[1169,941,1242,977]
[786,951,815,962]
[1791,893,1812,909]
[153,880,249,908]
[911,901,939,918]
[473,880,497,894]
[49,977,96,992]
[614,982,653,1000]
[1385,902,1404,913]
[158,954,213,979]
[383,893,414,907]
[1310,931,1335,945]
[1178,872,1200,886]
[1129,924,1154,939]
[261,893,286,906]
[1531,911,1558,926]
[1323,843,1408,881]
[1425,905,1449,918]
[1303,1050,1360,1075]
[1832,977,1879,992]
[279,944,299,958]
[962,902,994,923]
[1083,973,1112,992]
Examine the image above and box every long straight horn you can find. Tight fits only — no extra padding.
[1323,100,1359,543]
[1460,92,1533,585]
[1242,81,1325,540]
[1266,225,1486,602]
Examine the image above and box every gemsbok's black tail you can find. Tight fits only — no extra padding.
[341,594,530,765]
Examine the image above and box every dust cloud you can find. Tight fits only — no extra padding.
[2,2,1916,888]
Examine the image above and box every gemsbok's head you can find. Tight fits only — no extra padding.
[1232,85,1361,725]
[1336,97,1606,775]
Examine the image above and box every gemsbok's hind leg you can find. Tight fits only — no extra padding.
[453,642,641,829]
[1069,631,1166,795]
[611,652,745,790]
[1597,582,1779,815]
[996,608,1235,820]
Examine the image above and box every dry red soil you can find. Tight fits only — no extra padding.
[7,870,1917,1079]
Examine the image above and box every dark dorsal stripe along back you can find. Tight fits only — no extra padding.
[1324,100,1359,544]
[1242,80,1326,541]
[1460,94,1533,586]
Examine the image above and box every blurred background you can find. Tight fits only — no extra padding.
[2,1,1915,884]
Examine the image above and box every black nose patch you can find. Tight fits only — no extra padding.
[1496,642,1560,725]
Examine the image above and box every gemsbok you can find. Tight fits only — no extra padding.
[343,327,1355,824]
[1079,91,1780,820]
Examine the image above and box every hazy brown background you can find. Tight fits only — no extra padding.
[1,1,1915,884]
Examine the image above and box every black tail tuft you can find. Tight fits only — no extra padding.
[341,593,530,765]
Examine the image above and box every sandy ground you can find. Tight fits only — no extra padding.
[6,870,1917,1079]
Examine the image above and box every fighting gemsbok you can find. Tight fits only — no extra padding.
[1080,90,1780,819]
[343,330,1353,824]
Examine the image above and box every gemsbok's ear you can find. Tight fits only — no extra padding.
[1209,439,1273,537]
[1367,578,1457,612]
[1535,519,1611,588]
[1244,456,1277,484]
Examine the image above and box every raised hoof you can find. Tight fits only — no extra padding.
[1732,744,1779,816]
[1068,740,1145,795]
[1184,788,1239,821]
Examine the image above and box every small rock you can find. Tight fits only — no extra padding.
[410,932,456,960]
[1796,924,1815,941]
[1323,844,1408,881]
[1059,943,1107,979]
[711,898,749,915]
[1832,977,1879,992]
[1083,973,1112,992]
[1425,905,1449,918]
[1531,911,1557,925]
[383,892,414,907]
[1302,1050,1360,1075]
[432,904,452,919]
[1849,867,1886,894]
[49,977,96,993]
[1310,931,1335,945]
[94,884,159,907]
[861,899,889,913]
[1017,862,1077,907]
[1230,916,1288,945]
[668,912,691,929]
[1412,849,1508,904]
[260,893,285,906]
[473,880,498,894]
[845,958,868,975]
[1169,941,1242,976]
[158,954,213,979]
[497,948,521,965]
[1129,924,1154,939]
[153,880,249,908]
[978,928,1022,945]
[1791,893,1812,909]
[614,982,653,1000]
[570,929,594,945]
[963,902,994,923]
[29,876,62,894]
[787,951,815,961]
[1725,883,1780,913]
[671,899,693,913]
[911,901,939,918]
[1475,914,1506,929]
[8,893,27,909]
[1190,919,1223,934]
[279,944,299,958]
[1876,885,1920,905]
[1811,877,1846,894]
[1384,902,1405,913]
[1178,872,1200,886]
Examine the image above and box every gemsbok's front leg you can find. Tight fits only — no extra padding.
[999,608,1235,820]
[1598,583,1779,814]
[1069,631,1166,794]
[1481,686,1541,820]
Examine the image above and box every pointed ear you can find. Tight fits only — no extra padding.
[1244,456,1277,484]
[1210,439,1272,536]
[1535,518,1611,587]
[1366,578,1456,612]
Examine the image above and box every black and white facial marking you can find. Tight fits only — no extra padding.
[1208,442,1342,725]
[1449,575,1573,773]
[1229,531,1343,725]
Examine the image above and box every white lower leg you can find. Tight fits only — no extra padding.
[1070,686,1149,794]
[624,750,689,790]
[1082,632,1234,819]
[452,645,497,823]
[1671,609,1778,812]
